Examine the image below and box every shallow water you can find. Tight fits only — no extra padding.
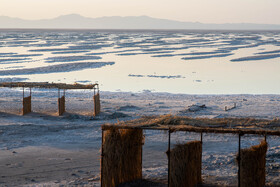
[0,30,280,94]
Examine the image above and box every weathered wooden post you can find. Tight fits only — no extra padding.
[22,87,32,115]
[167,129,171,187]
[93,85,101,116]
[58,88,66,116]
[101,128,143,187]
[238,139,267,187]
[169,139,202,187]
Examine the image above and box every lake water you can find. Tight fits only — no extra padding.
[0,29,280,94]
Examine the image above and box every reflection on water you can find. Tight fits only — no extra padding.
[0,30,280,94]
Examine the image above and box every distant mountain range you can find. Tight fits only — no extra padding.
[1,14,280,30]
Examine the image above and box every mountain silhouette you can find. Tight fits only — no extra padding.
[1,14,280,30]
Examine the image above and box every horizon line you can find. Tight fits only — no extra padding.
[0,28,280,32]
[1,14,280,26]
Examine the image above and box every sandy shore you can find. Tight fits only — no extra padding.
[0,146,100,186]
[1,90,280,186]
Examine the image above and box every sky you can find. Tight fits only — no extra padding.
[1,0,280,24]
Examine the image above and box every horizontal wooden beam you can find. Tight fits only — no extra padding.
[0,82,98,89]
[102,115,280,136]
[102,124,280,136]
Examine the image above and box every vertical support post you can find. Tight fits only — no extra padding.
[63,89,66,114]
[168,129,171,187]
[22,87,24,115]
[22,86,32,115]
[238,133,241,187]
[141,130,143,179]
[29,87,32,112]
[58,88,60,115]
[201,132,203,143]
[93,87,96,116]
[93,85,101,116]
[58,88,66,116]
[101,128,104,187]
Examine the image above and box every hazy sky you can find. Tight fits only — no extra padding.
[1,0,280,24]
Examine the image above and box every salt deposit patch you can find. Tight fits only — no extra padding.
[0,52,17,57]
[0,58,32,63]
[67,44,112,50]
[51,50,90,54]
[256,49,280,55]
[0,62,114,76]
[10,54,43,57]
[182,53,233,60]
[128,74,185,79]
[0,77,29,82]
[116,51,174,56]
[117,105,141,111]
[231,53,280,62]
[45,55,102,63]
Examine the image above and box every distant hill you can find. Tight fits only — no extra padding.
[1,14,280,30]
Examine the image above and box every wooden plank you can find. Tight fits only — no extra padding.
[102,115,280,136]
[0,82,98,89]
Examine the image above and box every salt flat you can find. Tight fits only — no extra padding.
[1,90,280,186]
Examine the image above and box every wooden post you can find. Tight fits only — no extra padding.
[101,129,104,187]
[93,87,101,116]
[22,87,32,115]
[239,139,267,187]
[238,133,241,187]
[168,129,171,187]
[58,89,66,116]
[141,130,143,179]
[169,140,202,186]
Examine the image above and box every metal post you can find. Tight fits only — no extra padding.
[101,129,104,187]
[238,133,241,187]
[168,129,171,187]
